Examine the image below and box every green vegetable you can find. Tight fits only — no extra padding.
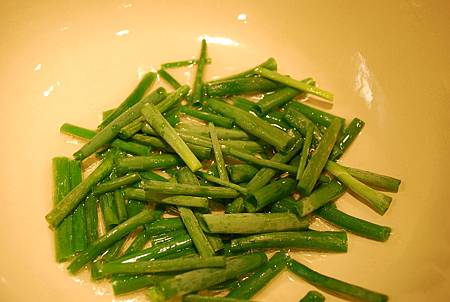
[160,196,209,208]
[176,122,251,140]
[111,138,151,156]
[200,213,309,234]
[46,152,115,228]
[255,78,314,115]
[207,99,295,152]
[227,164,258,183]
[99,192,119,230]
[330,118,365,160]
[60,123,96,140]
[141,103,202,171]
[325,161,392,215]
[316,204,391,242]
[93,173,141,195]
[161,58,211,69]
[176,167,216,257]
[73,87,166,160]
[227,251,289,299]
[141,180,239,198]
[225,197,245,214]
[208,57,277,83]
[184,296,256,302]
[286,101,345,128]
[158,69,181,89]
[191,39,208,105]
[52,157,74,262]
[116,154,183,174]
[288,259,388,302]
[181,106,234,128]
[112,274,172,296]
[341,165,401,193]
[98,71,157,129]
[102,256,225,274]
[299,291,325,302]
[255,68,333,101]
[247,178,297,212]
[206,77,281,97]
[209,123,229,182]
[296,180,346,217]
[67,209,161,273]
[298,119,341,195]
[84,194,99,245]
[246,138,303,193]
[146,253,268,302]
[230,231,347,253]
[197,172,248,194]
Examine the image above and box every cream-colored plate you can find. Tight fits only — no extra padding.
[1,1,449,301]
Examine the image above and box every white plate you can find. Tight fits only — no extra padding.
[1,1,449,301]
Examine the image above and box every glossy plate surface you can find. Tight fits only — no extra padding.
[1,1,449,301]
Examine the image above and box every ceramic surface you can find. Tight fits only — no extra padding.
[1,1,449,301]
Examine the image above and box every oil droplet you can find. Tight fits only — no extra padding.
[34,63,42,72]
[43,85,54,97]
[237,13,248,24]
[354,52,374,107]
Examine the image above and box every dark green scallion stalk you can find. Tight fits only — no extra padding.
[67,209,161,273]
[286,101,345,128]
[52,157,74,262]
[181,106,234,128]
[246,138,303,194]
[197,172,248,195]
[207,99,295,152]
[99,192,120,230]
[158,69,181,89]
[160,196,209,208]
[230,231,347,253]
[221,147,297,174]
[116,154,183,174]
[296,180,346,217]
[111,138,152,156]
[255,78,315,115]
[150,229,189,246]
[46,152,115,228]
[103,108,115,120]
[119,117,144,139]
[98,71,157,129]
[69,160,87,253]
[316,204,391,242]
[208,57,277,84]
[288,259,388,302]
[176,122,251,140]
[123,228,150,255]
[141,180,239,199]
[342,165,401,193]
[255,68,333,101]
[200,213,309,234]
[263,111,290,130]
[144,217,185,235]
[161,58,211,69]
[299,291,325,302]
[225,197,245,214]
[114,189,128,223]
[164,106,181,127]
[191,39,208,105]
[206,78,281,97]
[330,118,365,160]
[176,167,215,257]
[102,237,127,262]
[73,87,166,160]
[283,107,316,180]
[231,96,258,113]
[141,103,202,171]
[114,233,193,264]
[271,197,300,214]
[298,119,342,195]
[184,295,256,302]
[227,251,290,299]
[209,123,229,182]
[112,274,173,296]
[102,256,225,274]
[84,194,99,245]
[247,178,297,212]
[93,173,141,195]
[325,161,392,215]
[60,123,96,140]
[226,164,258,184]
[146,253,268,302]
